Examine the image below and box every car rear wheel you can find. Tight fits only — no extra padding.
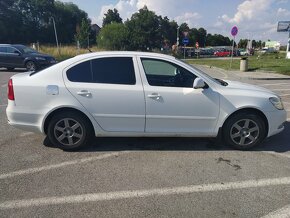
[223,113,267,150]
[25,61,36,71]
[47,111,93,151]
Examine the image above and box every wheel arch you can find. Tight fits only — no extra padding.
[43,107,95,135]
[222,107,269,136]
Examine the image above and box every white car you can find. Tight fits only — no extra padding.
[6,52,286,150]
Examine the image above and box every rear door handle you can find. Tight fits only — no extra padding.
[147,93,161,99]
[77,90,91,97]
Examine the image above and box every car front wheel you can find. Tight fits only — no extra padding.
[47,111,93,151]
[223,113,267,150]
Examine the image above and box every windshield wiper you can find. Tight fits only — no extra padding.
[215,78,228,86]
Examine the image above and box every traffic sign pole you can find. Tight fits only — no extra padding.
[230,36,235,69]
[230,26,238,69]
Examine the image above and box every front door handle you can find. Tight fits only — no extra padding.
[147,93,161,99]
[77,90,91,97]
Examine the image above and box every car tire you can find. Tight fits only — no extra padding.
[25,61,36,71]
[6,67,14,71]
[223,112,267,150]
[47,111,93,151]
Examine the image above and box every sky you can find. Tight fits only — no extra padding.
[60,0,290,45]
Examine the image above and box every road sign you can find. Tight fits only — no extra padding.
[277,21,290,32]
[195,42,199,49]
[182,38,189,45]
[231,26,238,37]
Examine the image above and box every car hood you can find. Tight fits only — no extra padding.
[224,80,277,96]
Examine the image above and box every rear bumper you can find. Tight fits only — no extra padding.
[6,101,44,134]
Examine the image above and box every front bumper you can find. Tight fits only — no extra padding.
[265,109,287,137]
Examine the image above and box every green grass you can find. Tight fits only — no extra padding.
[186,53,290,75]
[39,45,103,62]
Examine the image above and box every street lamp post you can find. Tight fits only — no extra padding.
[51,17,60,55]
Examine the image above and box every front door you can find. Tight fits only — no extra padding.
[64,56,145,132]
[138,57,220,136]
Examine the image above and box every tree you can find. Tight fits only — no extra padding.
[238,39,248,48]
[158,16,178,46]
[102,8,122,27]
[97,23,129,50]
[75,18,91,48]
[54,1,90,44]
[125,6,160,50]
[206,34,231,46]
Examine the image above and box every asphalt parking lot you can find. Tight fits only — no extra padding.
[0,67,290,218]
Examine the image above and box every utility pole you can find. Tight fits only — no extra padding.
[51,17,60,55]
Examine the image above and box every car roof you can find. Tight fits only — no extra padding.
[73,51,176,61]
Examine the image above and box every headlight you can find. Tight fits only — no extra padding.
[269,97,284,110]
[35,57,46,61]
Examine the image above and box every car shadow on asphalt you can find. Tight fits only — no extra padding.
[43,121,290,153]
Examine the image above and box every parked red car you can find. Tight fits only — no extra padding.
[214,50,232,57]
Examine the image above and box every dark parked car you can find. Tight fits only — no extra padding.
[0,44,56,71]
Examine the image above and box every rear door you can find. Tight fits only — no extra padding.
[0,46,7,66]
[64,55,145,132]
[6,46,24,67]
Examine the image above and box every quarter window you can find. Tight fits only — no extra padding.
[141,58,196,88]
[67,60,93,83]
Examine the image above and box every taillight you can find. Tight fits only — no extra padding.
[8,79,15,101]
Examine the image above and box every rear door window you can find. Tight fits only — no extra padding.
[7,47,19,54]
[91,57,136,85]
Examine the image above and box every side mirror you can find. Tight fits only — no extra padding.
[193,77,206,89]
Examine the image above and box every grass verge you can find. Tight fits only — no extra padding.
[186,53,290,75]
[39,45,102,61]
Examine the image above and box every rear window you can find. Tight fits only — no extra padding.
[66,57,136,85]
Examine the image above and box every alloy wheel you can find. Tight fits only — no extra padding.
[54,118,84,146]
[230,119,260,146]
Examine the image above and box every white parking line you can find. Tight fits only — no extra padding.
[272,89,290,91]
[0,151,130,180]
[20,132,35,137]
[261,83,290,86]
[1,177,290,209]
[262,204,290,218]
[1,84,7,88]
